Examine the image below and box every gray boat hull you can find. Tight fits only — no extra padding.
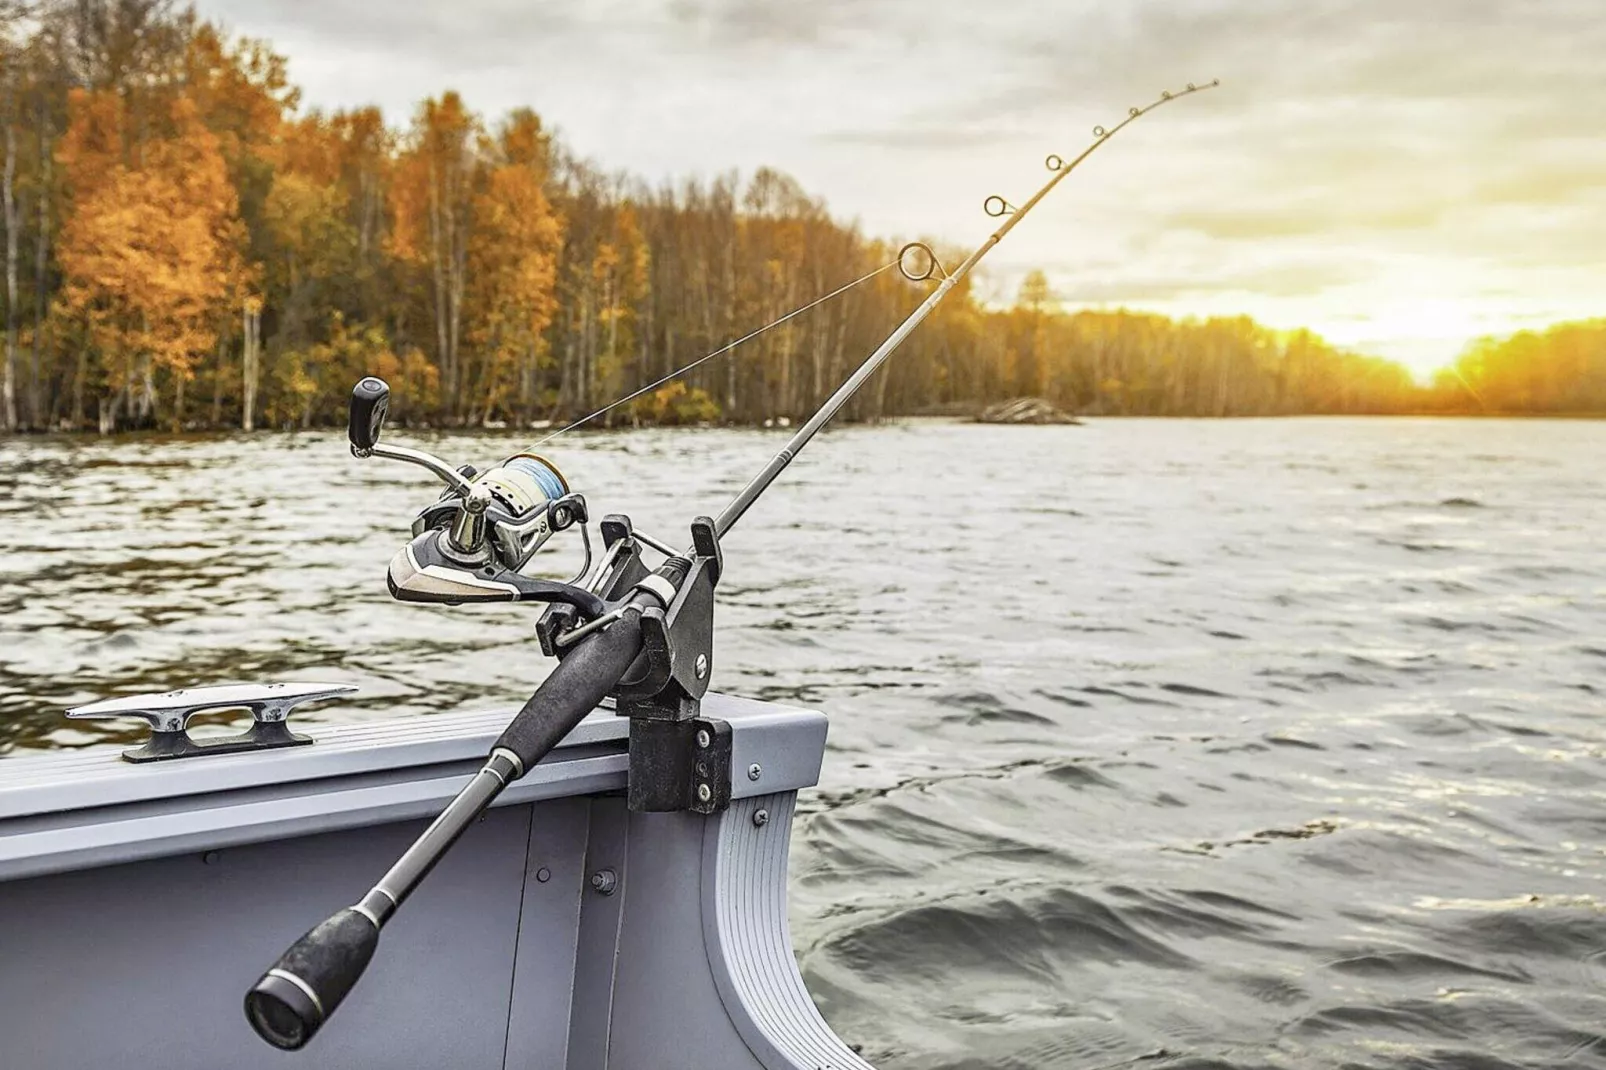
[0,694,873,1069]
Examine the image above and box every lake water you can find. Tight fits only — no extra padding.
[2,418,1603,1069]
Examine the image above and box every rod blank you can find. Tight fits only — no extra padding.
[715,79,1219,538]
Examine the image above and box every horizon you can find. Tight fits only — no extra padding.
[195,0,1604,378]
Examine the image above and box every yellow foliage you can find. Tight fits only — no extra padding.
[377,348,442,417]
[265,314,429,426]
[465,162,563,412]
[388,92,478,266]
[263,170,350,284]
[16,10,1598,434]
[627,381,720,426]
[183,25,297,177]
[55,90,246,389]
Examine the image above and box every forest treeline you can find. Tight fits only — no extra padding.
[1429,320,1606,415]
[0,2,1600,435]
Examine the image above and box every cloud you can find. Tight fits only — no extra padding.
[1017,253,1371,305]
[816,125,1016,150]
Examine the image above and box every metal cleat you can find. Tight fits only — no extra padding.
[66,682,357,764]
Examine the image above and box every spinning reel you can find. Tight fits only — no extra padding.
[344,374,725,809]
[348,377,614,619]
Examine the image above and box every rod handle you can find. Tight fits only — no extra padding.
[245,908,380,1051]
[493,558,689,768]
[493,596,647,768]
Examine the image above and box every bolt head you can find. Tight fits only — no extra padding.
[748,763,762,782]
[536,867,551,883]
[752,809,769,828]
[697,782,712,803]
[694,653,709,680]
[696,728,711,749]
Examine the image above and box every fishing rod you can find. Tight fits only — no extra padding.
[243,78,1219,1052]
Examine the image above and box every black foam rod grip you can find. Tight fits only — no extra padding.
[348,377,390,450]
[494,605,647,771]
[244,908,380,1051]
[495,558,691,770]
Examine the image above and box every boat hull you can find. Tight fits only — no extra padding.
[0,694,873,1069]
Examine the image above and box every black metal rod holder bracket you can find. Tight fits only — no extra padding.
[606,516,723,812]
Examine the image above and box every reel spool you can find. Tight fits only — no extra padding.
[477,454,569,517]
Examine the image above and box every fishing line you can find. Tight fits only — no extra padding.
[530,80,1220,453]
[527,256,902,449]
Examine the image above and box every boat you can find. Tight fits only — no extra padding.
[0,686,856,1069]
[0,83,1216,1068]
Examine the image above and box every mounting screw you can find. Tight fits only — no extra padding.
[748,763,762,782]
[589,868,617,896]
[536,867,551,883]
[202,850,221,866]
[697,782,713,803]
[694,654,709,680]
[752,809,769,828]
[696,728,711,749]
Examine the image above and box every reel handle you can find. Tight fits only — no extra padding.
[348,377,390,451]
[345,376,471,496]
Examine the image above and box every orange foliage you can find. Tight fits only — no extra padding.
[55,90,246,389]
[465,161,563,411]
[388,92,477,267]
[182,25,297,177]
[19,9,1594,434]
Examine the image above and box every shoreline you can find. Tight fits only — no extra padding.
[3,410,1605,442]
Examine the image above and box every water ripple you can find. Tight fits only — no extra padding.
[3,418,1605,1068]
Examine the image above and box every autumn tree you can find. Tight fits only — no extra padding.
[461,109,562,422]
[586,203,648,414]
[181,25,293,428]
[391,92,479,422]
[55,90,245,430]
[1435,320,1606,414]
[324,107,391,321]
[2,1,23,430]
[261,116,356,404]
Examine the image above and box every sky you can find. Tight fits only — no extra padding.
[198,0,1604,377]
